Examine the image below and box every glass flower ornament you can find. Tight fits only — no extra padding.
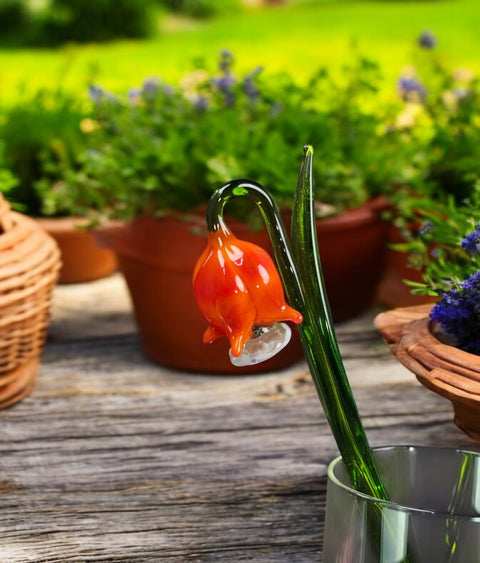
[192,146,433,561]
[193,216,303,365]
[193,146,388,499]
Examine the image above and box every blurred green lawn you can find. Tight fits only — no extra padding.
[1,0,479,101]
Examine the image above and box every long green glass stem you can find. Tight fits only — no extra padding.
[206,146,387,501]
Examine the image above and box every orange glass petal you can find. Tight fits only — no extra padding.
[193,223,303,357]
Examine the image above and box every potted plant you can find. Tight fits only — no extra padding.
[0,88,118,283]
[375,184,480,440]
[64,51,410,372]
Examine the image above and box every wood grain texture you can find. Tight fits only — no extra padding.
[0,277,478,562]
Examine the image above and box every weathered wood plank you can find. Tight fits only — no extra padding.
[48,274,136,342]
[1,366,475,562]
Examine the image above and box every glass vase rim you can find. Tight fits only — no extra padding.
[328,444,480,518]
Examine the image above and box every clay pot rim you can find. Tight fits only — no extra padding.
[375,304,480,409]
[103,195,391,242]
[34,216,123,235]
[281,196,391,232]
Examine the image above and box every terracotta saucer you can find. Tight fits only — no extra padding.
[375,304,480,441]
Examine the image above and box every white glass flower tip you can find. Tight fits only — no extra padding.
[229,323,292,367]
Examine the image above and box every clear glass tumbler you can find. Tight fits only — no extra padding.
[324,445,480,562]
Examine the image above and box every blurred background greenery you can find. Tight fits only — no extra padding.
[0,0,479,102]
[2,0,480,220]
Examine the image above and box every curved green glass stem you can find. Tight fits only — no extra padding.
[206,180,305,314]
[206,146,387,501]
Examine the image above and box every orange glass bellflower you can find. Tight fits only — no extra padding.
[193,219,303,358]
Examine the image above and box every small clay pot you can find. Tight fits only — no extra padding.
[36,217,118,284]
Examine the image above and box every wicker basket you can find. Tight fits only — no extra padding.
[0,194,61,408]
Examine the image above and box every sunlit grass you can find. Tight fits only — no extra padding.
[0,0,479,102]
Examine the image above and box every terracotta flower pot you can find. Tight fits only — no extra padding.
[375,223,438,309]
[375,304,480,441]
[283,196,391,322]
[35,217,118,284]
[97,197,390,373]
[0,195,61,407]
[96,213,304,374]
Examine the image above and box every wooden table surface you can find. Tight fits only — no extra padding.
[1,274,478,562]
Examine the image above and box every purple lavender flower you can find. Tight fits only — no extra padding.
[243,66,263,103]
[461,224,480,256]
[88,84,104,102]
[88,84,117,104]
[430,270,480,354]
[397,76,427,101]
[211,74,234,91]
[218,49,234,73]
[270,102,283,117]
[142,78,160,101]
[128,87,142,104]
[418,30,437,49]
[419,220,434,236]
[211,73,235,107]
[211,49,238,107]
[193,95,209,111]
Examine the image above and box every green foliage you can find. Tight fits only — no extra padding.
[394,48,480,205]
[1,0,480,100]
[0,0,158,47]
[35,0,157,45]
[56,52,411,222]
[394,182,480,295]
[0,88,89,216]
[158,0,243,18]
[393,187,480,297]
[0,140,19,201]
[385,41,480,295]
[4,38,480,234]
[0,0,30,45]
